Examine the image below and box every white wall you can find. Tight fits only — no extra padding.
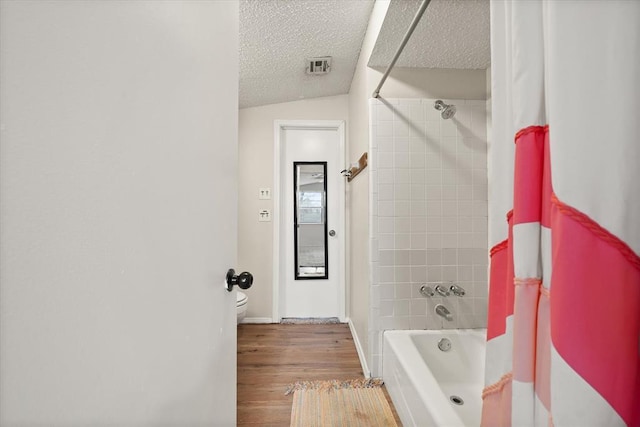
[238,95,349,320]
[0,1,239,425]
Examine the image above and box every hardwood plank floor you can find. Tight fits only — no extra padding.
[237,323,401,426]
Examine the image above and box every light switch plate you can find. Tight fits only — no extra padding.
[259,188,271,200]
[258,210,271,222]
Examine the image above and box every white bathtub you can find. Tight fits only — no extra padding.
[383,329,487,427]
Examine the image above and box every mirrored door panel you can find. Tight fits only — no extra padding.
[293,162,328,280]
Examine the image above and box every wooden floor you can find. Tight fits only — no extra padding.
[237,323,401,426]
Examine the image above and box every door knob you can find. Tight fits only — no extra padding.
[329,230,336,237]
[225,269,253,292]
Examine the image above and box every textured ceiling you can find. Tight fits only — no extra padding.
[368,0,490,69]
[239,0,375,109]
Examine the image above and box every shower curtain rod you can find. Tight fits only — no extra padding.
[372,0,432,99]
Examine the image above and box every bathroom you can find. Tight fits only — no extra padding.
[1,0,638,426]
[237,0,639,425]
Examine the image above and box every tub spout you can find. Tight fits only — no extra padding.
[435,304,453,321]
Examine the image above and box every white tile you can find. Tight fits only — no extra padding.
[378,169,394,184]
[411,299,427,315]
[410,104,425,123]
[410,154,426,169]
[474,265,488,282]
[426,216,442,232]
[426,154,442,169]
[395,283,413,299]
[426,249,442,266]
[458,185,472,200]
[378,184,394,201]
[395,201,410,217]
[377,137,394,152]
[472,217,487,233]
[458,201,473,216]
[411,233,426,249]
[410,138,426,153]
[380,299,394,316]
[442,201,458,216]
[442,185,457,201]
[380,284,395,299]
[458,216,473,232]
[442,233,457,248]
[442,248,457,265]
[410,201,426,217]
[394,300,410,316]
[442,217,458,232]
[377,105,394,121]
[395,233,411,249]
[425,169,442,185]
[473,184,488,201]
[426,266,442,281]
[379,233,394,249]
[472,200,488,216]
[378,201,394,217]
[411,184,425,200]
[379,266,394,283]
[426,185,442,200]
[395,250,411,265]
[394,169,410,183]
[379,250,395,266]
[441,118,457,137]
[378,121,393,137]
[410,169,425,184]
[393,120,409,138]
[472,232,487,248]
[395,266,411,282]
[472,249,488,265]
[394,184,410,201]
[393,137,409,153]
[394,151,410,168]
[377,153,393,169]
[410,316,427,329]
[411,250,427,266]
[458,249,474,265]
[379,217,394,234]
[459,233,474,248]
[411,266,427,281]
[442,169,458,185]
[411,217,426,233]
[395,217,410,233]
[426,201,442,216]
[458,265,473,281]
[426,233,442,249]
[392,317,411,330]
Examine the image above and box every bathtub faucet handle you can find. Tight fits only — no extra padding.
[450,284,466,297]
[434,284,450,297]
[419,285,435,297]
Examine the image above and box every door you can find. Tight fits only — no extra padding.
[274,121,346,320]
[0,2,238,425]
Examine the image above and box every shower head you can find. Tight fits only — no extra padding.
[434,100,457,120]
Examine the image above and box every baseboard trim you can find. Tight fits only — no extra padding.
[347,317,371,378]
[240,317,274,324]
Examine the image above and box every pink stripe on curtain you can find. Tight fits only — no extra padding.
[550,195,640,426]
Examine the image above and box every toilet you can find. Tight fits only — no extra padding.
[236,291,248,324]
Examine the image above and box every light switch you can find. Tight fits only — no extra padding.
[259,210,271,222]
[259,188,271,200]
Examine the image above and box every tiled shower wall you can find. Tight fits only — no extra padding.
[368,98,488,376]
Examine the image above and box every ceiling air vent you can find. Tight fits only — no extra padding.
[306,57,332,75]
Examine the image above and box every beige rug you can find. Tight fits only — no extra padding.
[286,379,398,427]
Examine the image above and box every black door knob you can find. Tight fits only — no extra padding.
[225,269,254,292]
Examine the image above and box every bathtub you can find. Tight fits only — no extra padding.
[383,329,487,427]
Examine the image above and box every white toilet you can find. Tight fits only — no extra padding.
[236,291,248,324]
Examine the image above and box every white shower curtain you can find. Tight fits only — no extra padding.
[483,1,640,426]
